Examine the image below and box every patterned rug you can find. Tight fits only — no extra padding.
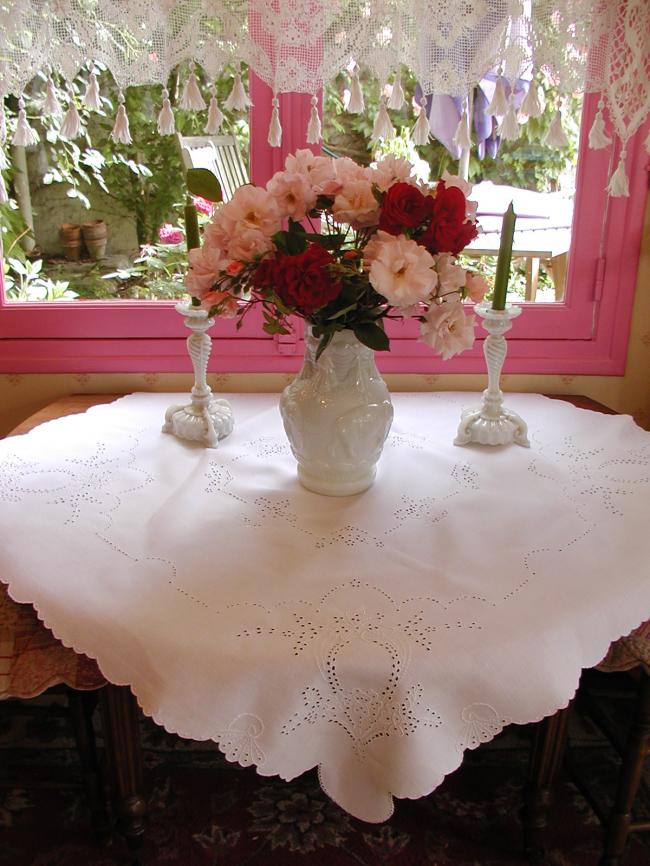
[1,671,649,866]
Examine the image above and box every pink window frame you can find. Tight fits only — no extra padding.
[0,86,647,376]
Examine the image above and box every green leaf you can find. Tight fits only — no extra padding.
[186,168,222,203]
[353,322,390,352]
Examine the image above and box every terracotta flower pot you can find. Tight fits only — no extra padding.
[59,223,82,261]
[82,219,108,260]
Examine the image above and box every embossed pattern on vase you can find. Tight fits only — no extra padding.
[280,329,393,495]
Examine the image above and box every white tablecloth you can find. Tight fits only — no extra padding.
[1,393,649,821]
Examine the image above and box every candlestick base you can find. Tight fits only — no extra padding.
[454,302,530,448]
[163,396,234,448]
[162,303,234,448]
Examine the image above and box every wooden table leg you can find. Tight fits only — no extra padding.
[524,257,541,301]
[99,685,146,864]
[67,689,111,843]
[523,706,571,864]
[599,671,650,866]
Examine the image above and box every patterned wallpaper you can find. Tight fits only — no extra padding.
[2,205,649,437]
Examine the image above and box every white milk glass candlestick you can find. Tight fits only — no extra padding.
[163,303,234,448]
[454,302,529,447]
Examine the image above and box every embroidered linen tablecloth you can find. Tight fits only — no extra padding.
[1,392,649,821]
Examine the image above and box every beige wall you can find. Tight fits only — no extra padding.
[2,201,649,437]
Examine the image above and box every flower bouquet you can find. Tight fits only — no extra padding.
[185,151,486,494]
[186,151,486,358]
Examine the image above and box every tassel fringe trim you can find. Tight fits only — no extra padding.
[224,71,251,112]
[486,76,508,117]
[180,68,206,111]
[412,98,430,145]
[111,92,132,145]
[12,97,39,146]
[158,88,175,135]
[83,72,101,110]
[347,68,364,113]
[306,95,322,144]
[267,96,282,147]
[607,149,630,197]
[205,90,224,134]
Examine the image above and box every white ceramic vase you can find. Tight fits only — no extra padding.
[279,328,394,496]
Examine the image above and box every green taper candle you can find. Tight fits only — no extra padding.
[492,202,516,310]
[185,198,200,252]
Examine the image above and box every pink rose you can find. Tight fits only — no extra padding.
[158,223,183,244]
[200,290,238,318]
[371,155,416,192]
[368,234,438,307]
[185,246,224,298]
[332,178,380,229]
[465,271,488,302]
[218,186,281,238]
[419,301,476,359]
[267,170,317,220]
[226,227,273,263]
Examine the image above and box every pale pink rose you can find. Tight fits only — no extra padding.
[436,253,467,296]
[334,156,370,185]
[185,246,223,298]
[362,230,395,271]
[440,171,473,198]
[465,271,489,302]
[332,178,380,229]
[200,290,238,318]
[420,301,476,359]
[266,170,317,220]
[369,235,438,306]
[371,155,416,192]
[158,223,183,244]
[226,227,274,263]
[202,216,230,253]
[284,149,338,194]
[218,186,282,238]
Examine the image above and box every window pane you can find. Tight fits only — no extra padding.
[325,70,582,306]
[2,71,249,303]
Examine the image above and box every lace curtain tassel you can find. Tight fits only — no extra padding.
[60,89,83,140]
[520,78,542,118]
[543,109,569,148]
[347,67,364,113]
[607,148,630,197]
[12,97,39,147]
[588,99,612,149]
[267,96,282,147]
[0,171,7,204]
[499,97,520,142]
[158,88,175,135]
[486,76,508,117]
[110,91,132,145]
[224,66,251,112]
[205,87,224,134]
[306,95,322,144]
[83,71,101,110]
[453,109,472,150]
[372,98,395,140]
[180,66,206,111]
[412,97,430,145]
[388,73,404,110]
[43,77,62,116]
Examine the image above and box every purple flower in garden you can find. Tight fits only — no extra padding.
[159,223,183,244]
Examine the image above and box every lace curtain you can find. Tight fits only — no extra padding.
[0,1,648,194]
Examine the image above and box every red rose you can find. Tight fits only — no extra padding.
[378,182,434,235]
[254,244,341,315]
[419,182,478,255]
